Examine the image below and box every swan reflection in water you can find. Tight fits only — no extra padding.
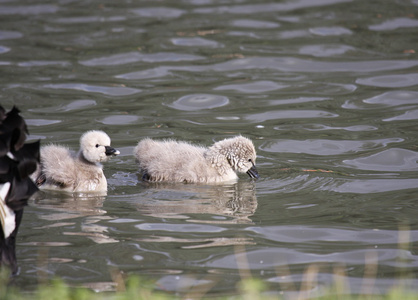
[133,180,258,248]
[30,179,258,248]
[135,180,257,224]
[31,191,117,244]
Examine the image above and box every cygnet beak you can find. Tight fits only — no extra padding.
[246,165,259,179]
[105,146,120,156]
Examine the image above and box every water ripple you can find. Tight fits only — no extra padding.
[44,83,141,96]
[193,0,352,14]
[320,178,418,194]
[207,247,418,270]
[214,80,288,93]
[0,46,10,54]
[356,73,418,88]
[260,138,403,155]
[98,115,141,125]
[136,223,225,233]
[343,90,418,110]
[53,16,126,24]
[80,51,203,66]
[156,276,213,292]
[117,57,418,80]
[309,26,352,36]
[29,100,97,113]
[246,226,417,244]
[343,148,418,171]
[369,17,418,31]
[167,94,229,111]
[0,30,23,40]
[299,44,356,57]
[384,109,418,121]
[170,37,222,48]
[364,91,418,106]
[274,124,377,132]
[26,119,61,127]
[231,19,280,28]
[246,110,338,122]
[131,7,185,18]
[0,4,58,15]
[18,60,70,67]
[268,97,330,105]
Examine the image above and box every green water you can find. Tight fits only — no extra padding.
[1,0,418,296]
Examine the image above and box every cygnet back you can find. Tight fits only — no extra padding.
[134,136,258,183]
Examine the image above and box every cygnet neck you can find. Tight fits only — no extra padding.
[78,150,98,165]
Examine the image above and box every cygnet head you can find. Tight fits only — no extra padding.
[210,136,259,179]
[79,130,120,163]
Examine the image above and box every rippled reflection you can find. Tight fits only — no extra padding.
[32,191,117,244]
[135,181,257,226]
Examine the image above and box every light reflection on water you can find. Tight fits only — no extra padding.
[2,0,418,297]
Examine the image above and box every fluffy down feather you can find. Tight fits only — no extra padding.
[32,130,119,193]
[133,136,258,183]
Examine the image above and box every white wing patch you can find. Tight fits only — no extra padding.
[0,182,15,239]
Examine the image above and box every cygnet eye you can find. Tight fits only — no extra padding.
[95,144,99,148]
[248,159,252,162]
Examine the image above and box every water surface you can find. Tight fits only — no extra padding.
[1,0,418,297]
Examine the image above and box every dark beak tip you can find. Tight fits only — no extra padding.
[105,146,120,156]
[250,172,260,179]
[246,166,259,180]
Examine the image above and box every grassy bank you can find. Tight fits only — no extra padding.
[1,271,417,300]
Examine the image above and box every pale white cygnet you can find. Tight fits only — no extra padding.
[133,136,258,183]
[32,130,120,193]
